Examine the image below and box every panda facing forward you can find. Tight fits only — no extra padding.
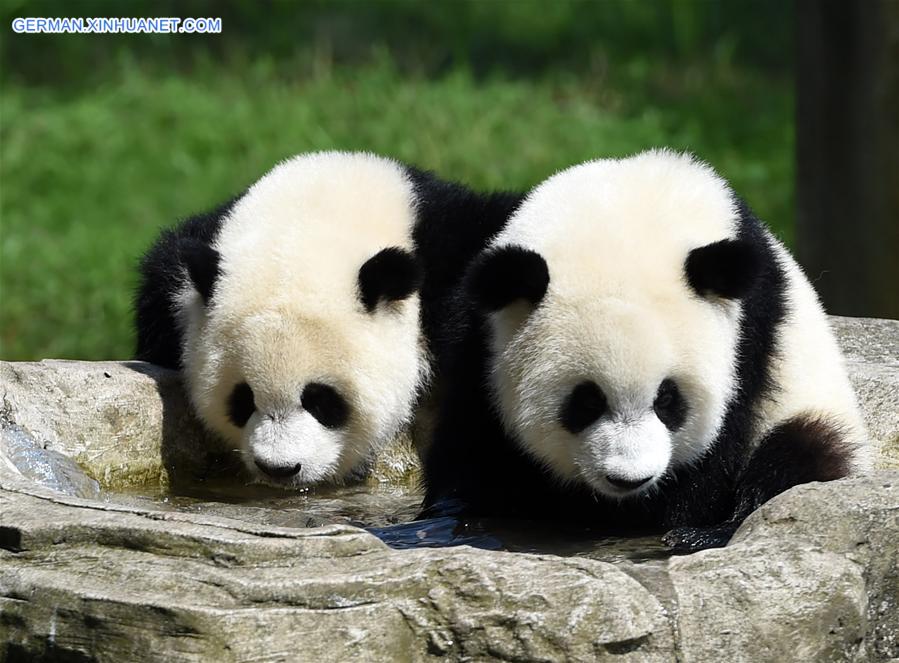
[422,149,870,550]
[136,151,521,488]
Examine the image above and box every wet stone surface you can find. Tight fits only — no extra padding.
[101,481,674,566]
[1,422,100,500]
[2,467,897,661]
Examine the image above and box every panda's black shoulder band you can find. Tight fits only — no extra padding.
[469,245,549,311]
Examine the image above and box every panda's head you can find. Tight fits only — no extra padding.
[469,150,762,499]
[175,152,428,487]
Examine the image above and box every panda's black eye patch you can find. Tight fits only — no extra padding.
[654,378,687,431]
[302,383,349,429]
[228,382,255,428]
[560,381,608,434]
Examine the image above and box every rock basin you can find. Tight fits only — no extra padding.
[1,316,898,661]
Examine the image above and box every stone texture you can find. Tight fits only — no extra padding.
[830,316,899,368]
[669,540,868,662]
[1,422,100,499]
[2,465,898,660]
[0,470,671,662]
[830,317,899,468]
[731,475,899,661]
[0,360,210,489]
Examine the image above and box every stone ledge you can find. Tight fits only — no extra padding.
[2,465,897,660]
[831,317,899,469]
[0,467,671,661]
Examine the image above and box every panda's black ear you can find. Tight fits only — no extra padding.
[469,245,549,311]
[685,238,761,300]
[180,239,221,306]
[358,247,422,313]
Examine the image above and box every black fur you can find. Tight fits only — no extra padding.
[301,382,349,429]
[405,166,524,379]
[730,415,851,518]
[358,247,422,312]
[686,238,762,299]
[653,379,687,431]
[469,246,550,312]
[135,197,239,368]
[664,415,853,551]
[421,196,851,551]
[560,381,608,434]
[227,382,255,428]
[180,240,221,306]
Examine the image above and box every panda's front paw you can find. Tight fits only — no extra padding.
[662,524,737,553]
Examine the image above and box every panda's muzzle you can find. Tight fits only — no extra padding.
[581,412,672,497]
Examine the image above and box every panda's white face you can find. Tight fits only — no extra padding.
[489,297,734,498]
[183,293,426,488]
[223,313,361,486]
[480,150,745,499]
[175,152,428,487]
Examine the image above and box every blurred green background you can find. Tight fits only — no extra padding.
[0,0,793,360]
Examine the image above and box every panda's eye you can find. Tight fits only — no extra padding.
[228,382,255,428]
[654,378,687,431]
[560,381,608,434]
[302,383,349,429]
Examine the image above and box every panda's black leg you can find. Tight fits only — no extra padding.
[663,415,854,553]
[729,414,853,523]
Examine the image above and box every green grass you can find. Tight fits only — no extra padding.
[0,58,792,360]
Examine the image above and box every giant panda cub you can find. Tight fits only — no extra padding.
[422,149,870,550]
[136,151,521,488]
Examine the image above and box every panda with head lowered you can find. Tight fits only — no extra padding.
[422,149,870,550]
[136,151,521,488]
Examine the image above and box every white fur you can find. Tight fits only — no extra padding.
[753,240,870,471]
[176,152,429,486]
[486,149,866,498]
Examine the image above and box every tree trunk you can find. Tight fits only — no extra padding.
[796,0,899,318]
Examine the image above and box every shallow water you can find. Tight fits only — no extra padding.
[104,481,673,565]
[106,482,422,529]
[5,436,672,563]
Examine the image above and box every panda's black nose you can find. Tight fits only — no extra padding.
[605,474,652,490]
[255,458,302,478]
